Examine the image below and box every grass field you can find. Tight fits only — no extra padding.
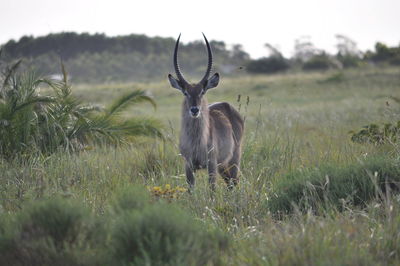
[1,66,400,265]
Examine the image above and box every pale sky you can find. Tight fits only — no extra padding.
[1,0,399,58]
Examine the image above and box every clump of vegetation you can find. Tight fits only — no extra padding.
[246,43,289,74]
[335,34,363,68]
[266,156,400,216]
[246,55,289,74]
[110,185,151,213]
[351,96,400,145]
[365,42,400,64]
[302,53,338,71]
[0,192,230,266]
[350,122,400,145]
[337,53,363,68]
[110,204,229,265]
[0,197,101,265]
[0,58,162,159]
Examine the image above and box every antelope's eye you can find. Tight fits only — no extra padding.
[201,90,205,95]
[183,91,188,96]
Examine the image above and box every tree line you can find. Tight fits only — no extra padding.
[1,32,249,83]
[247,35,400,74]
[1,32,399,83]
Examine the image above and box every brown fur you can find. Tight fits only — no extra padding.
[168,33,244,190]
[179,84,244,190]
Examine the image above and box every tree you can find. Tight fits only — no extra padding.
[230,44,250,62]
[293,36,322,63]
[246,43,289,74]
[335,34,361,57]
[335,34,362,68]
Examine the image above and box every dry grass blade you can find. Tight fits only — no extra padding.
[60,60,68,85]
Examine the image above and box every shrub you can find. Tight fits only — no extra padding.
[350,97,400,145]
[336,54,362,68]
[0,194,230,265]
[0,198,101,266]
[110,203,230,265]
[302,54,336,71]
[389,54,400,66]
[266,156,400,216]
[350,122,400,145]
[246,56,290,74]
[110,185,151,214]
[369,42,400,62]
[0,59,163,159]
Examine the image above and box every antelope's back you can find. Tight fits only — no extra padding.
[208,102,244,144]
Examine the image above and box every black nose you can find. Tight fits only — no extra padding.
[190,106,199,115]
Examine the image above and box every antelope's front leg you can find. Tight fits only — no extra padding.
[207,154,217,191]
[185,163,195,191]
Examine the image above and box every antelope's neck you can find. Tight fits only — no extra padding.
[180,100,210,145]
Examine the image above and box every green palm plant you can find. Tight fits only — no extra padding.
[0,56,163,159]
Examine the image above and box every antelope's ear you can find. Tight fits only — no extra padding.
[168,74,183,91]
[206,73,220,90]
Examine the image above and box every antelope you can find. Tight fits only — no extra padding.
[168,34,244,191]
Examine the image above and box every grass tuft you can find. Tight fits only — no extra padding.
[266,156,400,216]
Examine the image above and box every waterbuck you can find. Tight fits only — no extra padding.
[168,34,244,190]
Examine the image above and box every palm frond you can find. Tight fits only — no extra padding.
[2,59,22,90]
[118,117,164,139]
[14,96,55,112]
[105,90,156,117]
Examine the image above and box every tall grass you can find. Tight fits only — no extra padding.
[266,155,400,216]
[0,65,400,264]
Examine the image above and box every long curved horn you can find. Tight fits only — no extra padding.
[200,33,213,85]
[173,34,189,86]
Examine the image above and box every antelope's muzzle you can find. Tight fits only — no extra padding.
[190,106,200,118]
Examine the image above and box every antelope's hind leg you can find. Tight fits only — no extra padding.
[185,164,195,191]
[208,158,217,192]
[218,164,239,189]
[219,151,241,189]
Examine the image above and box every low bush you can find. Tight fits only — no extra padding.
[110,185,151,213]
[336,54,362,68]
[246,56,290,74]
[0,198,101,266]
[266,156,400,216]
[110,203,229,265]
[0,191,230,266]
[350,122,400,145]
[302,54,336,71]
[389,55,400,66]
[350,97,400,145]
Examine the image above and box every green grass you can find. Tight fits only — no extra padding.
[0,194,229,265]
[1,66,400,265]
[267,155,400,216]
